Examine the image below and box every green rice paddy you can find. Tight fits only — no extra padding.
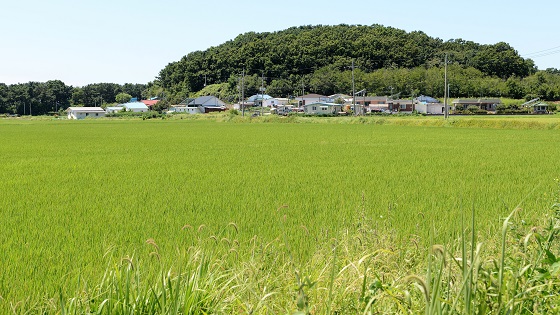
[1,116,559,311]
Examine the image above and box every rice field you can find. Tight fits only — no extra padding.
[0,115,559,313]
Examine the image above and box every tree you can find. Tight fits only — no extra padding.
[116,92,133,104]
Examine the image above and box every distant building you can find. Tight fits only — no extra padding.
[141,100,160,108]
[168,106,202,114]
[263,97,289,107]
[67,107,106,119]
[247,94,273,107]
[388,99,415,113]
[530,102,550,114]
[122,102,149,112]
[414,95,443,114]
[179,96,226,113]
[298,94,333,106]
[303,102,342,115]
[452,99,502,111]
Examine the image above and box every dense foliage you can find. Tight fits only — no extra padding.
[156,24,556,103]
[0,82,147,115]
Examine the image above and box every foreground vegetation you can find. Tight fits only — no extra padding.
[1,116,559,313]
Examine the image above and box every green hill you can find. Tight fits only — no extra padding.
[156,24,539,103]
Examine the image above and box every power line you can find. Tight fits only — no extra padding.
[522,45,560,57]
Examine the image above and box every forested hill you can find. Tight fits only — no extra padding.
[156,24,544,103]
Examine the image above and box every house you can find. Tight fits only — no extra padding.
[141,100,160,108]
[303,102,342,115]
[452,99,501,111]
[414,95,443,115]
[263,97,289,108]
[105,106,124,114]
[67,107,106,119]
[298,94,333,106]
[530,102,550,114]
[388,99,415,113]
[122,102,149,112]
[180,96,226,113]
[353,96,390,112]
[168,105,202,114]
[247,94,273,107]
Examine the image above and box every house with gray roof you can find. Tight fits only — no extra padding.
[179,96,226,113]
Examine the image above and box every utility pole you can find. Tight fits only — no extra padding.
[444,53,448,119]
[241,69,245,116]
[363,89,366,113]
[300,78,305,110]
[238,75,242,111]
[261,71,265,115]
[352,59,356,115]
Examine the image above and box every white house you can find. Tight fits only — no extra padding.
[122,102,149,112]
[303,102,342,115]
[67,107,106,119]
[168,106,202,114]
[263,97,289,108]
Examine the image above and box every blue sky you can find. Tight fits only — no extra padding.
[1,0,559,86]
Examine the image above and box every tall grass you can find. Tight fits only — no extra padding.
[15,188,557,314]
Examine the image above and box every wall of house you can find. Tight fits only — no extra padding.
[170,107,201,114]
[127,108,148,113]
[416,103,443,114]
[68,111,105,119]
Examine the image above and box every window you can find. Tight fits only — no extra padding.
[312,106,317,110]
[85,113,89,116]
[321,106,328,111]
[400,104,407,109]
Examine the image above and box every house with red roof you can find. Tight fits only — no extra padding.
[140,100,160,107]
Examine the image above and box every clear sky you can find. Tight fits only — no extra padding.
[2,0,559,87]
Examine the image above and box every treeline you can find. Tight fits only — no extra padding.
[157,24,549,103]
[0,81,147,115]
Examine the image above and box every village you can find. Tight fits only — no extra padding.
[66,93,552,119]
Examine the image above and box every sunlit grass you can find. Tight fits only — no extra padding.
[0,117,559,312]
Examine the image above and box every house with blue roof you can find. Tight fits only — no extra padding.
[121,102,149,112]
